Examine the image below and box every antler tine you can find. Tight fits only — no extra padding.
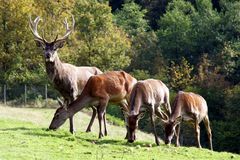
[63,18,69,31]
[29,16,46,43]
[42,29,48,43]
[55,15,75,42]
[71,14,75,30]
[54,34,58,42]
[160,111,169,123]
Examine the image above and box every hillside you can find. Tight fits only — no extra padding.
[0,105,239,160]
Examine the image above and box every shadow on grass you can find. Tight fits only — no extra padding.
[0,127,37,131]
[97,139,155,147]
[1,126,156,147]
[0,127,71,139]
[24,131,71,139]
[76,134,156,147]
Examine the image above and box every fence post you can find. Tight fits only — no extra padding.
[3,84,6,105]
[24,84,27,106]
[45,84,48,107]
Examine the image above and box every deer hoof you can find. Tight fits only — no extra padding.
[98,133,104,139]
[70,130,76,134]
[104,131,108,136]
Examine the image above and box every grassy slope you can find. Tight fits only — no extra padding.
[0,105,239,160]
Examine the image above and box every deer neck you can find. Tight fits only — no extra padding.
[130,95,142,115]
[45,53,63,82]
[67,94,92,117]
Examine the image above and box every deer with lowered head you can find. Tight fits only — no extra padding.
[126,79,171,145]
[162,91,213,150]
[29,16,103,134]
[49,71,137,138]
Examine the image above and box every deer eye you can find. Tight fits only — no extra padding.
[53,46,58,51]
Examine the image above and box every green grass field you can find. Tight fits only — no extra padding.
[0,105,239,160]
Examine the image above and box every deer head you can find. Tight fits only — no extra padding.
[29,16,75,62]
[49,106,69,130]
[161,111,182,145]
[126,111,145,143]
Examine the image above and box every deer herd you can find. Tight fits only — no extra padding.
[30,16,213,150]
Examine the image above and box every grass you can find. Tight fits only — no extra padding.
[0,105,239,160]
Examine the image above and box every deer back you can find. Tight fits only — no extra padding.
[82,71,136,103]
[130,79,169,114]
[171,91,208,122]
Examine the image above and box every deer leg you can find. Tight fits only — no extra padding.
[194,121,202,148]
[97,99,108,139]
[86,106,97,132]
[103,112,108,136]
[125,128,129,140]
[97,110,104,138]
[203,115,213,150]
[119,101,129,139]
[175,124,181,147]
[65,99,75,134]
[69,116,75,134]
[150,109,160,146]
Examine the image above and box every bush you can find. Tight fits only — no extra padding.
[129,69,151,80]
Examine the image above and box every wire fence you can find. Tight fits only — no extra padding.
[0,84,60,107]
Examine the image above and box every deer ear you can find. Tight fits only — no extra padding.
[57,98,64,107]
[54,39,65,49]
[174,116,182,125]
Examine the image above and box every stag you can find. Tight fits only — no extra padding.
[49,71,137,138]
[162,91,213,150]
[126,79,171,145]
[29,16,103,134]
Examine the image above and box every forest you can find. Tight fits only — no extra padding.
[0,0,239,153]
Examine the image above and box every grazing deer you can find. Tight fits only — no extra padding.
[162,91,213,150]
[49,71,137,138]
[126,79,171,145]
[29,16,103,134]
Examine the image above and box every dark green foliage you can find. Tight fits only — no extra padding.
[73,0,131,71]
[129,69,150,80]
[114,1,150,37]
[213,85,240,153]
[128,32,164,75]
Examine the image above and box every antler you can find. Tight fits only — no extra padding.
[160,111,169,123]
[55,15,75,43]
[29,16,47,43]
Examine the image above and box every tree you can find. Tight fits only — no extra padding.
[220,1,240,40]
[135,0,173,30]
[191,0,222,61]
[218,43,240,84]
[157,0,195,61]
[113,1,149,37]
[167,57,195,91]
[113,1,165,76]
[73,0,131,71]
[0,0,46,84]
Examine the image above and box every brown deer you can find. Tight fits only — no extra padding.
[162,91,213,150]
[49,71,137,138]
[126,79,171,145]
[29,16,103,134]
